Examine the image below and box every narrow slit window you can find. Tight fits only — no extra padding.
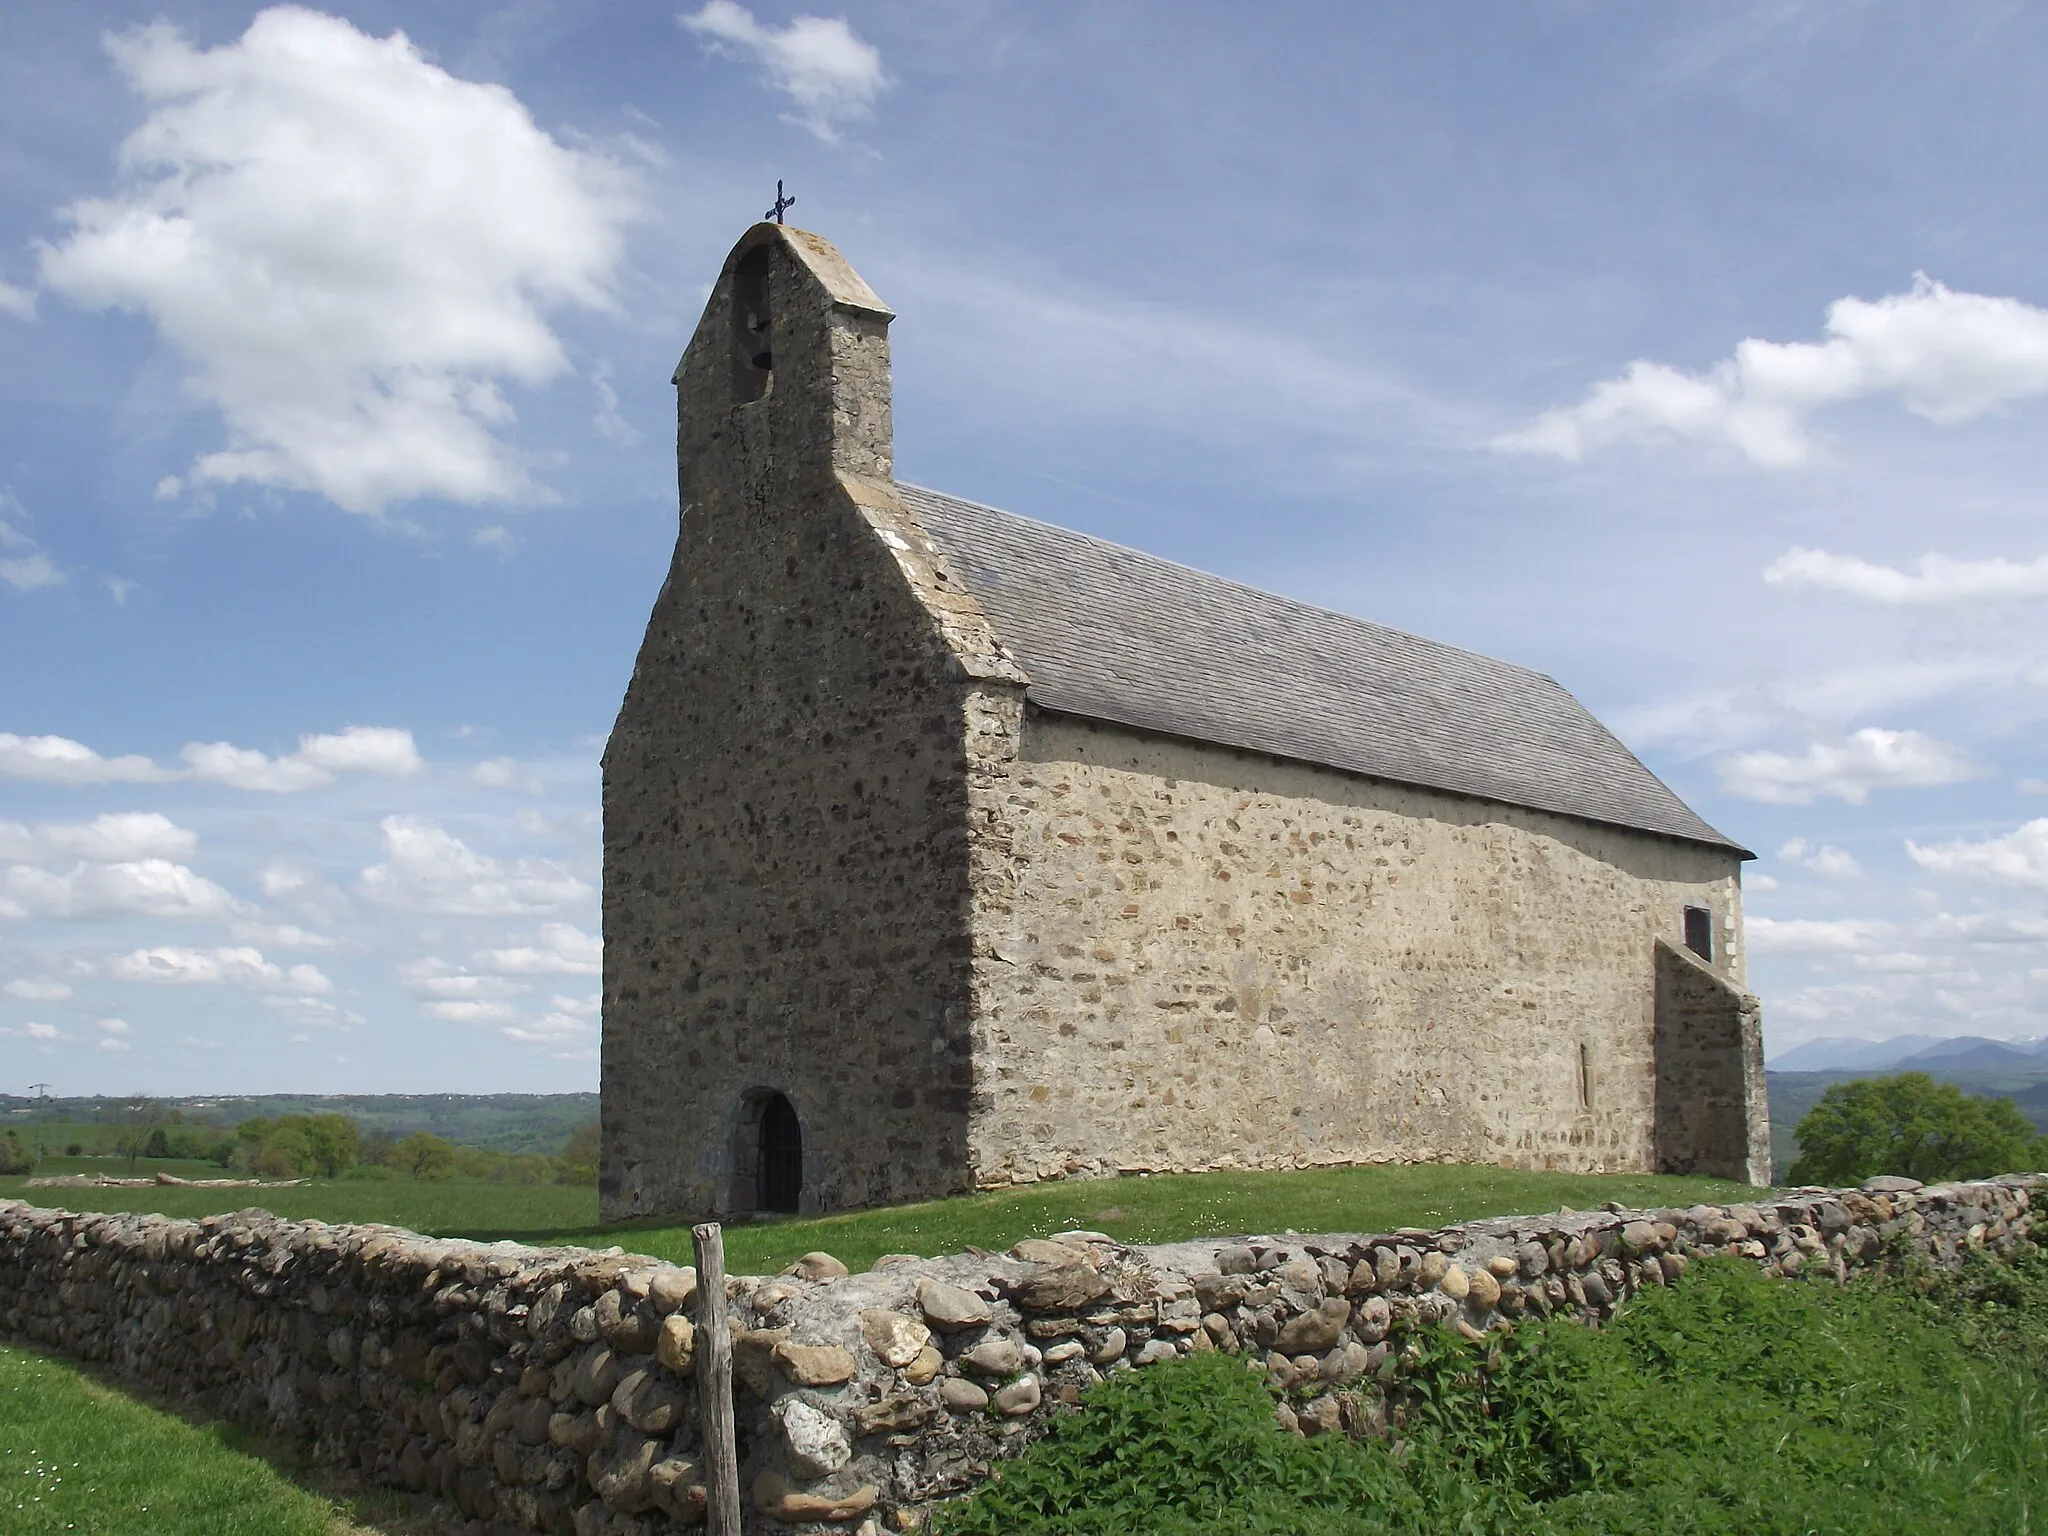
[1577,1043,1593,1110]
[1683,905,1713,962]
[731,246,773,403]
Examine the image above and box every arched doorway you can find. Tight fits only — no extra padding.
[757,1093,803,1213]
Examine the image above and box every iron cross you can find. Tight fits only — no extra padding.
[767,180,795,224]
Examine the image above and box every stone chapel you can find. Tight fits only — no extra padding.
[599,222,1770,1223]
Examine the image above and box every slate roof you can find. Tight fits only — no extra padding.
[900,484,1746,855]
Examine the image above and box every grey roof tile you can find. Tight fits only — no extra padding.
[900,484,1746,855]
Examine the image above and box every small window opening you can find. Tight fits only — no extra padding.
[731,246,773,403]
[1577,1043,1593,1111]
[1683,905,1714,962]
[757,1092,803,1213]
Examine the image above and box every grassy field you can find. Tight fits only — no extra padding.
[0,1342,414,1535]
[4,1161,1760,1275]
[939,1249,2048,1535]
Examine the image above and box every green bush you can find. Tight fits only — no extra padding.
[391,1131,460,1181]
[0,1129,32,1176]
[1788,1072,2047,1185]
[938,1253,2048,1535]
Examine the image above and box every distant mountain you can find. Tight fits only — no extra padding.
[1766,1035,1947,1072]
[1898,1036,2048,1072]
[1767,1033,2048,1074]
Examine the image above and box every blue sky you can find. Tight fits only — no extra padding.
[5,2,2048,1093]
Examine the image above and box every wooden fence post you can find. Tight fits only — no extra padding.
[693,1221,743,1536]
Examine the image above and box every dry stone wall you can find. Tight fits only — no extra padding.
[2,1176,2037,1535]
[969,713,1759,1187]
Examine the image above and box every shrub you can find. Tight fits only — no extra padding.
[558,1121,599,1186]
[392,1131,459,1181]
[938,1255,2048,1535]
[1788,1072,2047,1185]
[64,1142,82,1158]
[0,1130,32,1176]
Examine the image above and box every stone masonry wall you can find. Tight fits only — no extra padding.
[602,225,1025,1222]
[3,1177,2033,1535]
[965,712,1756,1189]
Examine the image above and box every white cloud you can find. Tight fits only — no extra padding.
[399,955,527,1000]
[230,920,339,951]
[96,1017,131,1035]
[296,725,423,777]
[25,1022,59,1040]
[261,994,364,1029]
[1919,910,2048,946]
[257,862,311,899]
[1775,837,1863,879]
[474,921,601,975]
[1909,819,2048,890]
[1616,656,2026,759]
[0,811,196,865]
[4,978,72,1001]
[1746,872,1780,892]
[0,859,238,920]
[0,280,35,320]
[1765,547,2048,605]
[0,732,168,785]
[108,944,331,992]
[502,1010,595,1046]
[1716,727,1981,804]
[181,725,422,791]
[1498,275,2048,465]
[680,1,886,142]
[423,999,518,1023]
[96,1037,132,1053]
[37,7,637,515]
[0,493,64,592]
[179,740,331,792]
[1748,916,1886,953]
[470,756,543,794]
[359,815,590,915]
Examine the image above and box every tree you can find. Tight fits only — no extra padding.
[115,1096,163,1174]
[0,1130,32,1176]
[301,1114,359,1179]
[394,1131,459,1181]
[558,1121,600,1186]
[1788,1073,2048,1186]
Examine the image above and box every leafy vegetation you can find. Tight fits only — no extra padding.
[1768,1065,2048,1179]
[0,1091,599,1158]
[1788,1072,2048,1185]
[0,1342,390,1535]
[0,1103,599,1188]
[939,1248,2048,1535]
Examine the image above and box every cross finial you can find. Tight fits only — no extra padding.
[767,179,795,225]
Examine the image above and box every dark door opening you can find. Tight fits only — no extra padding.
[758,1093,803,1213]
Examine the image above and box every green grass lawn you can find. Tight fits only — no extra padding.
[0,1342,391,1535]
[5,1161,1759,1276]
